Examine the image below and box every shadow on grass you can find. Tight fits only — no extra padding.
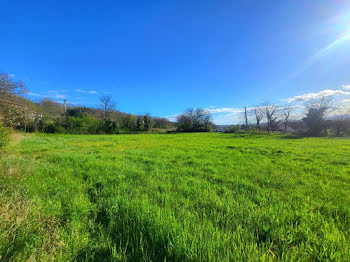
[276,134,344,139]
[277,134,307,139]
[218,133,269,139]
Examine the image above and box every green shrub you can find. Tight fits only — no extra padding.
[0,123,9,147]
[21,121,36,132]
[64,116,102,134]
[224,125,242,133]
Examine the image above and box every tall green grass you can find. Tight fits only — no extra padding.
[1,133,349,261]
[0,123,9,148]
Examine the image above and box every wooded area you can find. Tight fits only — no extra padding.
[0,72,175,134]
[1,71,350,136]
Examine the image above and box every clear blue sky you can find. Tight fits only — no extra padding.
[1,0,350,123]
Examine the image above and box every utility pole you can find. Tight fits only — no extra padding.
[23,107,27,133]
[244,106,248,130]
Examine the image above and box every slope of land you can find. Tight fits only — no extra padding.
[0,133,349,261]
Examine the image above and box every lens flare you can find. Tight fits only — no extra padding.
[288,28,350,81]
[313,30,350,59]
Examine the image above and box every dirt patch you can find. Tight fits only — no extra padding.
[10,133,28,145]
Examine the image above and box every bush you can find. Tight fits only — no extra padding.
[43,122,59,134]
[64,116,102,134]
[0,123,9,147]
[224,125,242,133]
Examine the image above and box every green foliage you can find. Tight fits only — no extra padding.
[0,94,175,134]
[224,124,242,133]
[64,116,102,134]
[1,133,349,261]
[0,123,9,147]
[65,107,87,118]
[143,114,152,131]
[136,116,144,131]
[303,105,329,136]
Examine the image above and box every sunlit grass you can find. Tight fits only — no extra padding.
[1,133,349,261]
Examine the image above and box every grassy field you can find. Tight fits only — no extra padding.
[0,133,349,261]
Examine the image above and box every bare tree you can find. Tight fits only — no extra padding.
[153,117,173,128]
[99,95,116,123]
[263,103,280,134]
[281,105,293,134]
[0,72,27,128]
[40,99,64,116]
[177,108,213,132]
[0,72,25,96]
[193,108,211,130]
[253,106,264,132]
[333,111,349,136]
[244,106,249,130]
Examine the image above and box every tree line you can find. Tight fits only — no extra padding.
[176,98,350,136]
[0,72,174,134]
[1,71,349,136]
[232,98,350,136]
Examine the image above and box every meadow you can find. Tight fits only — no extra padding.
[0,133,349,261]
